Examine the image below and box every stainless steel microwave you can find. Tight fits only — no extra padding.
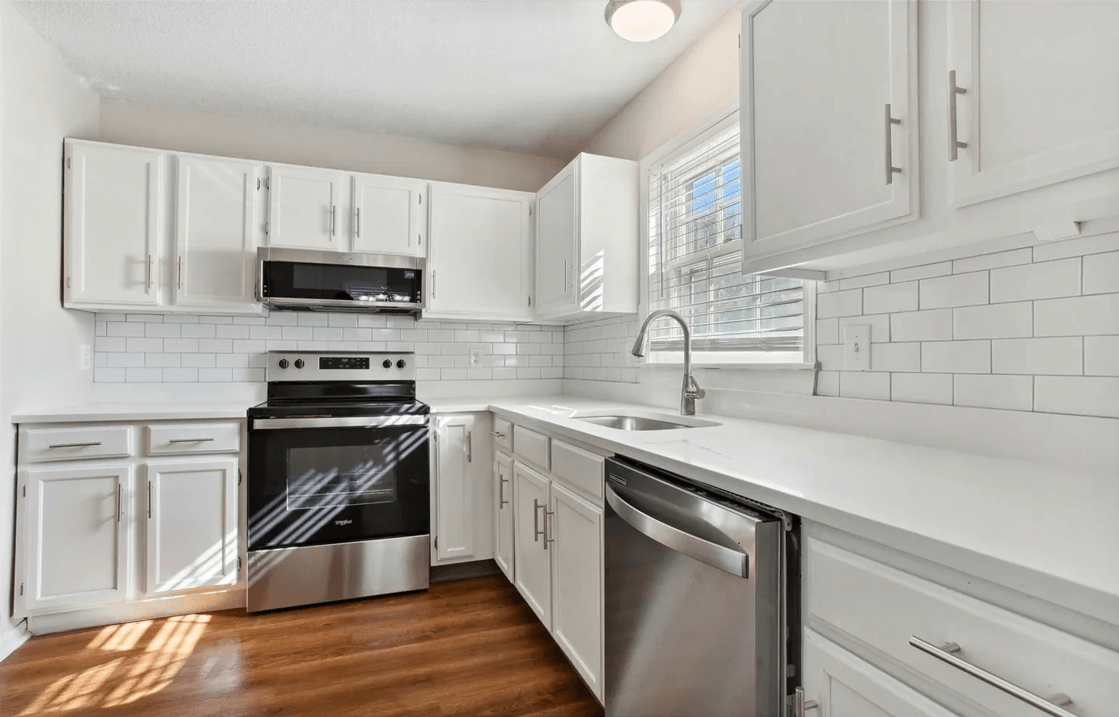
[256,248,424,314]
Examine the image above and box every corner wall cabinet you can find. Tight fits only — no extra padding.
[739,0,1119,277]
[431,412,494,566]
[534,153,638,322]
[14,418,246,633]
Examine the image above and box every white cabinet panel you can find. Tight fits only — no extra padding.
[20,424,133,464]
[549,482,603,700]
[550,439,604,503]
[426,183,534,322]
[493,452,515,582]
[513,461,551,626]
[21,465,132,613]
[741,0,918,261]
[949,0,1119,206]
[434,415,476,562]
[145,421,241,456]
[803,630,956,717]
[65,142,163,307]
[535,163,577,314]
[352,173,425,256]
[267,165,346,251]
[173,156,262,313]
[146,459,238,594]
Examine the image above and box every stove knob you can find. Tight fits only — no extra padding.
[278,359,289,369]
[383,359,393,369]
[397,359,406,369]
[294,359,305,369]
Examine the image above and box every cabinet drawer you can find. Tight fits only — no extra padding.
[513,426,550,472]
[146,422,241,456]
[20,425,133,463]
[550,439,603,503]
[807,537,1119,717]
[492,417,513,452]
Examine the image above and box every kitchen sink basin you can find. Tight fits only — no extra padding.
[574,413,720,431]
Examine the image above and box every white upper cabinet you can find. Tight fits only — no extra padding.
[948,0,1119,207]
[351,173,426,257]
[20,464,132,614]
[740,0,918,270]
[266,164,347,251]
[65,142,163,308]
[534,153,638,322]
[145,458,238,594]
[172,155,263,314]
[425,182,534,322]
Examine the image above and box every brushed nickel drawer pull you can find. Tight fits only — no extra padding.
[49,441,102,449]
[909,637,1076,717]
[168,437,215,443]
[490,430,506,438]
[948,70,968,161]
[499,476,509,507]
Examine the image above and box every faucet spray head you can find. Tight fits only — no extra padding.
[630,331,647,358]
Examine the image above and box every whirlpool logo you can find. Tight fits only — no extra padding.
[334,519,353,527]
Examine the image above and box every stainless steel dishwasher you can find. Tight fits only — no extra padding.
[604,457,795,717]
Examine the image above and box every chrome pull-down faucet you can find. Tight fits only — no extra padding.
[630,309,706,416]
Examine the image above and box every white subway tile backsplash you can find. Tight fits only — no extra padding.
[919,272,988,309]
[249,326,283,341]
[125,367,163,383]
[1034,294,1119,336]
[891,309,953,342]
[839,372,890,400]
[297,313,330,327]
[215,324,250,339]
[863,282,918,315]
[817,289,862,319]
[840,314,889,343]
[145,353,181,368]
[163,368,199,382]
[1035,376,1119,418]
[107,353,145,368]
[954,375,1033,411]
[144,323,181,338]
[890,262,952,283]
[1085,336,1119,376]
[891,373,952,405]
[1082,251,1119,295]
[989,258,1081,303]
[163,338,200,353]
[922,340,990,374]
[182,353,217,368]
[181,324,217,339]
[200,338,234,353]
[199,368,233,382]
[126,337,163,353]
[991,338,1083,376]
[953,302,1032,339]
[94,368,125,383]
[107,322,146,337]
[816,319,839,346]
[838,272,889,290]
[95,337,126,352]
[870,342,920,372]
[952,247,1032,274]
[312,327,343,341]
[816,371,840,397]
[1031,231,1119,261]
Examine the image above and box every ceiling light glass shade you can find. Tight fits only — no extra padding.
[605,0,682,43]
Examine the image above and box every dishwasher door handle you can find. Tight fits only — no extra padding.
[606,484,749,578]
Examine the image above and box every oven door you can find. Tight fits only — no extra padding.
[248,415,429,552]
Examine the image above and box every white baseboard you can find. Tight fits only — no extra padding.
[25,588,245,636]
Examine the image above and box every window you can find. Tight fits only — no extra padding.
[644,114,807,363]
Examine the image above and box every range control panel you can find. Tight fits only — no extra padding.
[265,351,415,382]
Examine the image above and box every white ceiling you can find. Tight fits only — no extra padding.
[15,0,738,158]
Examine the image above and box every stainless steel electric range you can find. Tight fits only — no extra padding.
[245,351,430,613]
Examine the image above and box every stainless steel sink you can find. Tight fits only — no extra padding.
[575,414,717,431]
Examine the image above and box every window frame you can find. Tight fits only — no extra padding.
[637,102,817,369]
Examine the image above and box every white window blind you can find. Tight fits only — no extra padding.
[647,123,804,356]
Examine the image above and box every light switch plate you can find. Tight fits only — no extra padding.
[843,325,871,371]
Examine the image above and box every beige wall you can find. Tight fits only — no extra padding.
[99,98,567,193]
[582,5,741,161]
[0,3,101,661]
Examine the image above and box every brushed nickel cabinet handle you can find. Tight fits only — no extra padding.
[116,484,123,523]
[330,205,336,237]
[533,499,544,543]
[355,207,361,238]
[885,103,902,185]
[490,431,506,438]
[147,480,153,519]
[948,70,968,161]
[431,270,436,299]
[48,441,102,449]
[168,437,215,443]
[910,637,1076,717]
[543,507,555,549]
[499,476,509,507]
[147,254,153,290]
[564,260,573,292]
[177,256,184,290]
[793,687,818,715]
[465,431,472,463]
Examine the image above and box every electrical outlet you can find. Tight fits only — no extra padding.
[469,348,482,367]
[80,344,92,370]
[843,325,871,371]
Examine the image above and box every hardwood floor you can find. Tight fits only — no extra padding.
[0,576,603,717]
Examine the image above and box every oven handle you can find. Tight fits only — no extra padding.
[252,416,428,430]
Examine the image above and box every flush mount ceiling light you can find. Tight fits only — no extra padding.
[605,0,682,43]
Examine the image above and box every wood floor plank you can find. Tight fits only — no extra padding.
[0,576,604,717]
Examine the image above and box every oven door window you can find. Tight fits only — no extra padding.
[248,424,429,551]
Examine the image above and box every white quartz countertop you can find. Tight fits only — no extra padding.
[434,395,1119,612]
[11,403,252,423]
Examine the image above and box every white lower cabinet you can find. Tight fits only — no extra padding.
[548,481,603,699]
[431,412,493,566]
[20,464,133,614]
[493,451,515,581]
[803,630,955,717]
[512,461,552,624]
[145,458,239,594]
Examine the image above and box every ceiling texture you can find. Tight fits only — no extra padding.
[15,0,738,158]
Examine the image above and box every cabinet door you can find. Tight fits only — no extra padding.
[21,465,132,613]
[549,482,604,700]
[512,461,551,626]
[65,142,163,307]
[433,415,476,562]
[493,452,515,582]
[352,173,426,256]
[803,630,957,717]
[948,1,1119,206]
[173,156,263,313]
[267,165,346,251]
[535,161,577,315]
[741,0,917,260]
[426,183,534,322]
[146,458,238,594]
